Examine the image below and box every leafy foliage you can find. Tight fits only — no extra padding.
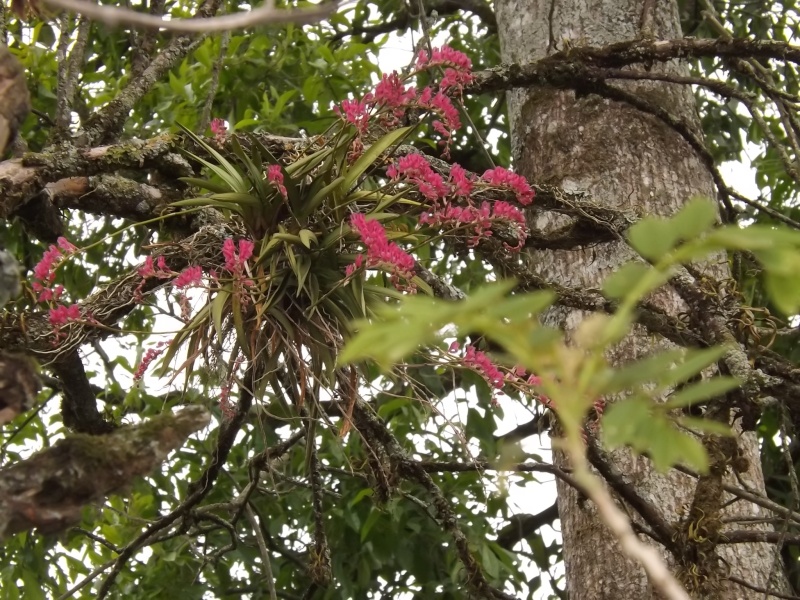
[3,0,800,598]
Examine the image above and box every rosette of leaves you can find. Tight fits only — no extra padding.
[163,123,427,423]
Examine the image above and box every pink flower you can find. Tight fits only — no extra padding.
[417,46,473,74]
[134,340,169,381]
[335,98,371,135]
[32,239,80,305]
[210,118,227,143]
[374,72,416,109]
[463,344,505,389]
[57,237,77,254]
[49,303,81,327]
[449,164,473,197]
[138,256,170,279]
[138,256,155,278]
[449,341,461,353]
[267,164,288,199]
[387,154,449,200]
[349,213,415,283]
[33,246,61,283]
[417,46,475,93]
[222,238,237,271]
[238,239,254,263]
[482,167,535,205]
[173,265,203,288]
[345,253,364,277]
[222,238,254,280]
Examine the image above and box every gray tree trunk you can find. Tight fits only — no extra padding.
[494,1,786,597]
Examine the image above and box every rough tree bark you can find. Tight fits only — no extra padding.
[495,1,787,598]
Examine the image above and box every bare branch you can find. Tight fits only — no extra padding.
[41,0,340,33]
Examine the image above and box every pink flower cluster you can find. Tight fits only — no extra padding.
[222,238,255,305]
[336,98,372,136]
[210,118,227,144]
[173,265,203,289]
[31,238,85,336]
[462,344,505,389]
[386,153,532,248]
[222,238,254,273]
[387,154,449,200]
[334,46,473,157]
[347,213,416,289]
[482,167,535,206]
[449,341,548,407]
[374,72,417,116]
[32,237,76,303]
[417,46,475,92]
[267,164,288,199]
[49,303,81,328]
[418,88,461,153]
[134,340,170,381]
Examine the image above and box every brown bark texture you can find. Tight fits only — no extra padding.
[0,42,29,155]
[495,0,787,598]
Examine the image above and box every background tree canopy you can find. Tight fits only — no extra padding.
[2,0,800,599]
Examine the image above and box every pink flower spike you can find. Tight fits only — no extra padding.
[57,237,77,254]
[238,239,255,264]
[138,256,156,279]
[417,46,473,73]
[374,72,416,109]
[335,98,372,135]
[349,213,415,283]
[173,265,203,289]
[222,238,237,271]
[482,167,535,205]
[33,246,61,282]
[266,165,288,199]
[49,303,81,327]
[210,118,227,143]
[527,374,542,386]
[449,164,473,197]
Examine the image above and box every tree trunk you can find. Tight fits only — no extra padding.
[494,1,787,597]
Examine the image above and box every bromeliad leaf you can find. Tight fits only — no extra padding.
[340,127,413,194]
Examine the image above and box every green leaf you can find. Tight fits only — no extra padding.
[599,349,688,395]
[340,127,412,194]
[212,287,230,342]
[303,176,346,216]
[602,263,659,300]
[299,229,318,248]
[671,197,719,240]
[676,416,734,436]
[294,256,312,295]
[179,177,232,194]
[603,397,708,472]
[628,218,678,261]
[654,346,728,388]
[663,377,741,409]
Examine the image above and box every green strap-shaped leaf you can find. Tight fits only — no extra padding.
[212,287,231,342]
[340,127,413,194]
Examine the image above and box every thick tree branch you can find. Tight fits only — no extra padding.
[0,406,210,541]
[496,503,559,550]
[51,348,115,434]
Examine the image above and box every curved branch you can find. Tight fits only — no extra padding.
[41,0,339,33]
[0,406,210,542]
